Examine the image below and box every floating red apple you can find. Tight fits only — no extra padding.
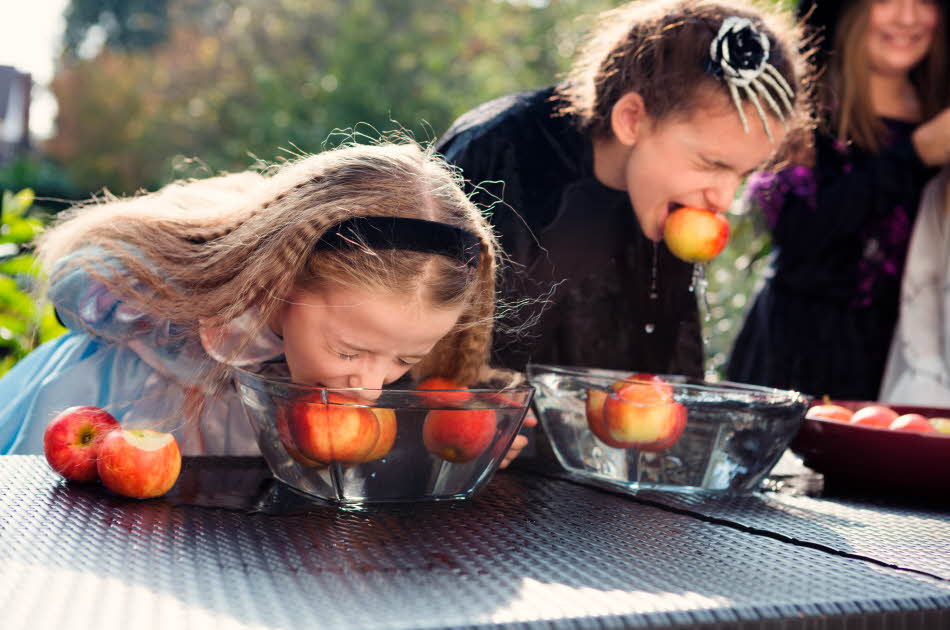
[43,406,121,482]
[276,403,326,467]
[96,429,182,499]
[418,377,472,407]
[423,408,497,463]
[849,405,899,428]
[663,206,730,263]
[602,376,687,451]
[361,407,398,462]
[285,392,381,464]
[585,373,646,448]
[889,414,936,434]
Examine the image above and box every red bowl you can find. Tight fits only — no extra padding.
[790,401,950,492]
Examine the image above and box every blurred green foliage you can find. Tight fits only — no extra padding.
[29,0,798,379]
[0,190,67,376]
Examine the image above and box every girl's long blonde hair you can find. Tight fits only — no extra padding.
[38,141,499,387]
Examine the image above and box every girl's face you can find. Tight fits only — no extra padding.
[274,284,465,401]
[866,0,940,77]
[622,98,784,242]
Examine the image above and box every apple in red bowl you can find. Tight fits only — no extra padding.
[792,400,950,492]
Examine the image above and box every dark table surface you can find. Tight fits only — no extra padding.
[1,454,948,630]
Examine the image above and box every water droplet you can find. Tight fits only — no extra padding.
[644,323,655,334]
[649,292,659,300]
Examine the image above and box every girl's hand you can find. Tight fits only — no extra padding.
[498,410,538,469]
[913,106,950,166]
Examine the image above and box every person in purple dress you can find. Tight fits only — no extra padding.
[728,0,950,400]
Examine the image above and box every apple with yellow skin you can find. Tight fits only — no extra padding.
[889,414,936,434]
[96,429,182,499]
[928,417,950,434]
[286,392,381,464]
[585,373,642,448]
[806,404,854,423]
[850,405,899,428]
[423,409,497,463]
[663,206,730,263]
[418,377,472,407]
[43,406,121,482]
[601,376,687,451]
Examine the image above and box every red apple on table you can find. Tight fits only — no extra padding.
[929,417,950,434]
[663,206,730,263]
[601,375,687,451]
[849,405,899,428]
[423,409,497,463]
[889,414,936,434]
[43,406,121,482]
[806,404,854,423]
[286,392,381,464]
[418,377,472,407]
[96,429,182,499]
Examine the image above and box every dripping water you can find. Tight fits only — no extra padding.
[645,242,659,334]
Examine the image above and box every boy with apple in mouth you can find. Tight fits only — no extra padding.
[437,0,812,379]
[0,140,533,466]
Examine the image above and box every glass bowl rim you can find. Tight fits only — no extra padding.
[526,363,809,403]
[231,364,535,396]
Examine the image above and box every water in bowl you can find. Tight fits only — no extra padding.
[238,382,529,505]
[530,367,806,493]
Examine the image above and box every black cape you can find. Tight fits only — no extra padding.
[436,88,703,377]
[727,120,935,399]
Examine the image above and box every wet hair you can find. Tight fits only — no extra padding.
[557,0,813,153]
[820,0,949,152]
[38,140,499,387]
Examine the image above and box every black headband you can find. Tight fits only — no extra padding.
[313,216,481,268]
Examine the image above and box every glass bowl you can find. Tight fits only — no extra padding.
[234,367,534,505]
[526,364,808,494]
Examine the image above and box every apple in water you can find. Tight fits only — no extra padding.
[276,404,326,467]
[889,414,937,434]
[585,373,647,448]
[361,407,397,462]
[849,405,899,428]
[96,429,182,499]
[418,377,472,407]
[286,392,381,464]
[602,375,687,451]
[929,417,950,434]
[423,409,497,463]
[43,406,121,482]
[806,404,854,423]
[663,206,730,263]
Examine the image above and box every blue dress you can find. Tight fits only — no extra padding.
[0,249,285,455]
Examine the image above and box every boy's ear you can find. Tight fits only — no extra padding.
[610,92,648,146]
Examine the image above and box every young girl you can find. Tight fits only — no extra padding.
[0,141,519,459]
[437,0,811,378]
[728,0,949,400]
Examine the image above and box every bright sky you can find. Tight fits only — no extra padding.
[0,0,70,139]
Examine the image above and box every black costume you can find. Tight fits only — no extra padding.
[437,88,703,377]
[727,121,935,399]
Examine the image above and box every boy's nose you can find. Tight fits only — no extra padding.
[703,182,739,214]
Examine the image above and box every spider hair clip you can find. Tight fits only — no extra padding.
[708,16,795,141]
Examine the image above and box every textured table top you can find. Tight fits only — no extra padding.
[1,455,948,630]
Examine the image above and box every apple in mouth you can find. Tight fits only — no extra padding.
[663,205,730,262]
[43,406,121,482]
[96,429,182,499]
